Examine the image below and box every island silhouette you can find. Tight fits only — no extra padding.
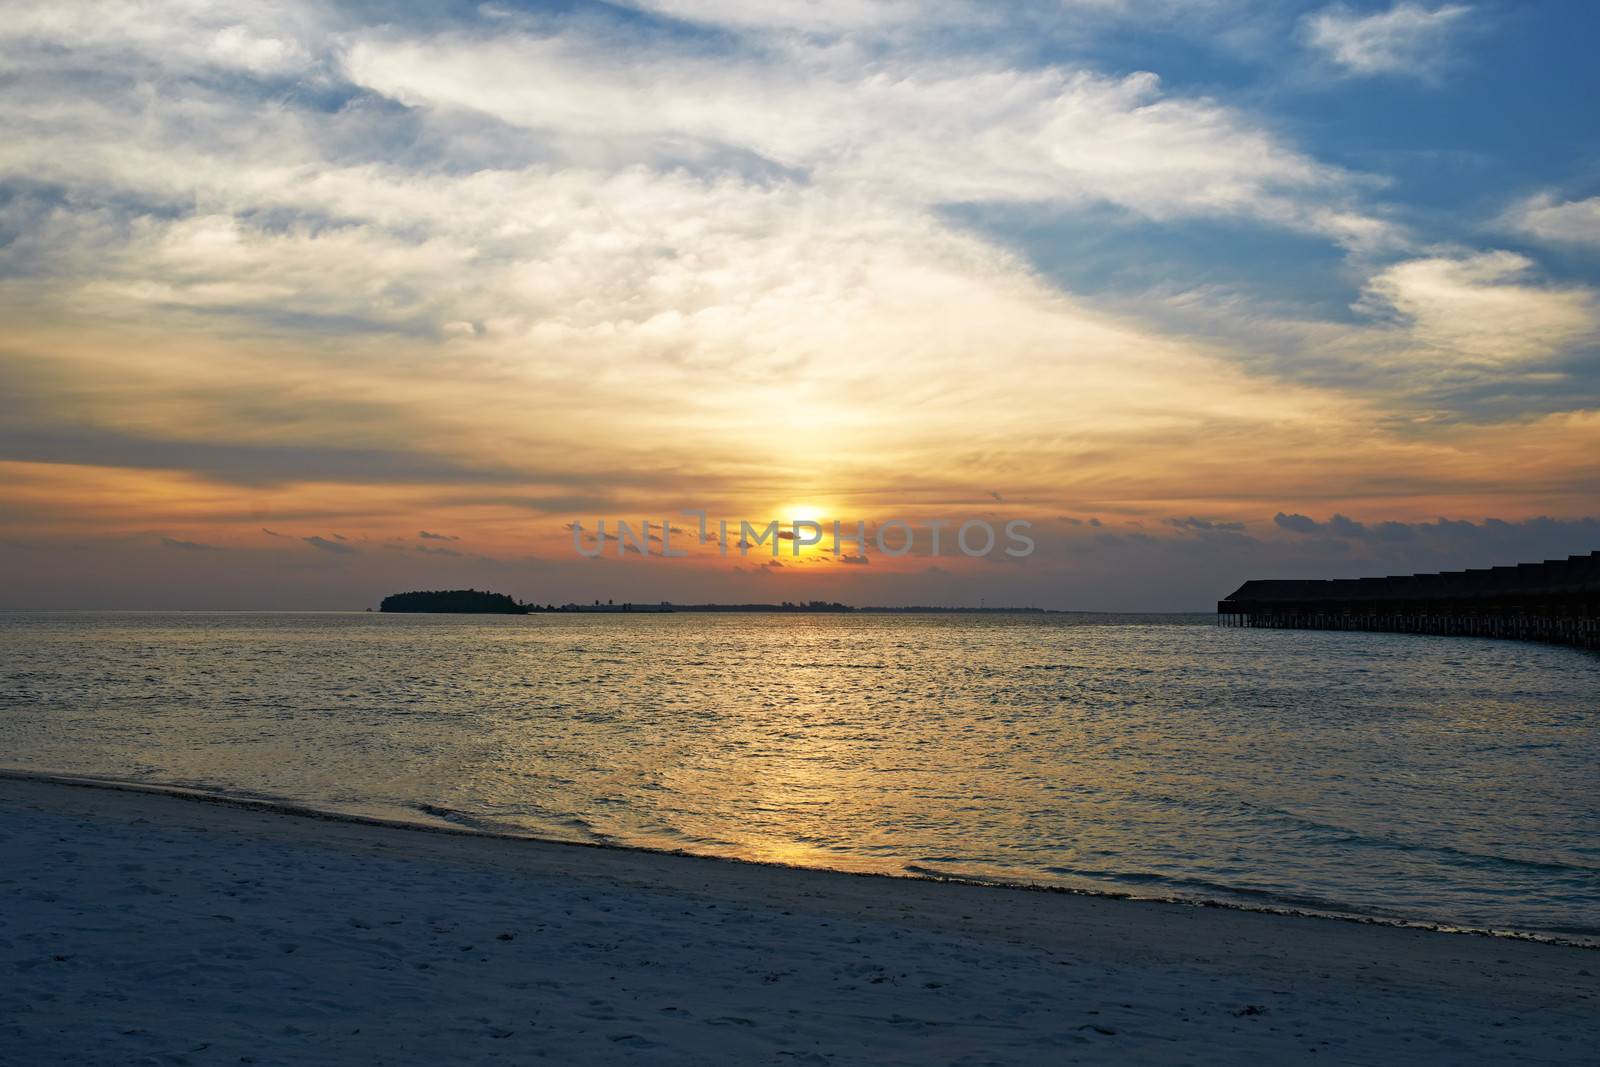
[379,590,530,614]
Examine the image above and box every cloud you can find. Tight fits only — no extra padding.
[161,536,219,551]
[1269,512,1588,551]
[1301,3,1472,80]
[0,419,535,489]
[303,534,357,554]
[1506,195,1600,249]
[1166,516,1246,532]
[418,529,459,540]
[838,553,870,565]
[0,2,319,78]
[341,30,1382,244]
[1274,512,1319,534]
[494,496,627,515]
[1352,251,1598,368]
[610,1,1273,44]
[1326,514,1369,538]
[611,0,959,32]
[1022,510,1600,607]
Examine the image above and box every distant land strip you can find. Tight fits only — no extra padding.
[377,590,1103,615]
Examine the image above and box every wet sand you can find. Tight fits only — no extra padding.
[1,773,1595,1064]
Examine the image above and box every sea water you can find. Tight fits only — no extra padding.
[2,611,1596,941]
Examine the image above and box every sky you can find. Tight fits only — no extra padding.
[2,0,1598,610]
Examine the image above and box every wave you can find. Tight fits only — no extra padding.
[1231,799,1600,879]
[903,859,1600,944]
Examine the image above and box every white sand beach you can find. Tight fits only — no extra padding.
[1,773,1595,1065]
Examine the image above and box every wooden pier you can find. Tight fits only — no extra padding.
[1217,550,1600,651]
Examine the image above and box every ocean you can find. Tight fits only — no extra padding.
[3,610,1596,942]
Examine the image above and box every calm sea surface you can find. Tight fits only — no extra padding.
[2,611,1597,941]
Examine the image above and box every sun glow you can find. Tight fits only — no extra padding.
[779,504,826,524]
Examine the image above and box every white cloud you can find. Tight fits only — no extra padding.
[609,0,963,32]
[1301,2,1471,79]
[341,31,1386,245]
[1506,195,1600,249]
[1355,251,1598,367]
[0,0,320,75]
[605,0,1156,35]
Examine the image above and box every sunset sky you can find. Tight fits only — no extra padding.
[3,0,1598,609]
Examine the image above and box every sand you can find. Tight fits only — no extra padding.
[1,773,1595,1064]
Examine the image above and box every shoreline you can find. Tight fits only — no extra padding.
[5,772,1598,1063]
[3,766,1591,950]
